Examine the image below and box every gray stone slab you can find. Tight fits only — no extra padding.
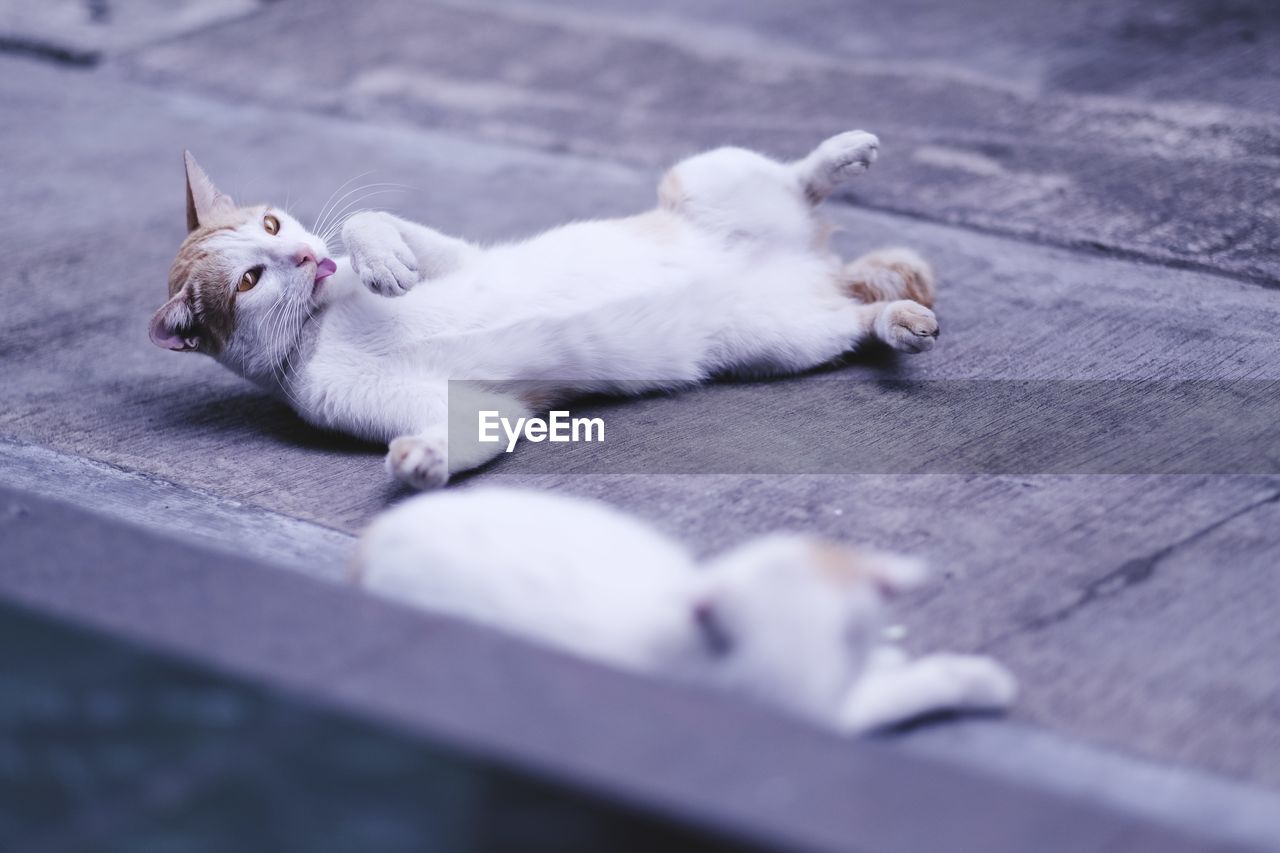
[0,491,425,697]
[116,0,1280,283]
[0,438,352,578]
[461,0,1280,113]
[1,40,1278,798]
[899,718,1280,853]
[0,486,1264,853]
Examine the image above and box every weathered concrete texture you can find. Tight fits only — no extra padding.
[464,0,1280,112]
[0,0,261,62]
[115,0,1280,283]
[1,51,1279,797]
[0,439,353,578]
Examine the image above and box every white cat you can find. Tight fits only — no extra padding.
[154,133,939,488]
[357,487,1016,734]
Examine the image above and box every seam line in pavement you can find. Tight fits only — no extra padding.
[0,36,99,67]
[847,198,1280,290]
[981,486,1280,649]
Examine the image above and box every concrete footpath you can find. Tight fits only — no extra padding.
[1,1,1278,849]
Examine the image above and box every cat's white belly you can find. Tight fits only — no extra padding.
[310,217,839,386]
[290,211,849,443]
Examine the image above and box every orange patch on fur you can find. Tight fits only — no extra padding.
[163,206,258,353]
[842,248,936,308]
[811,542,873,587]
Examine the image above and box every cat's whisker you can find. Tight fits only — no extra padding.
[276,299,318,414]
[265,305,301,408]
[322,208,378,247]
[314,182,407,240]
[318,188,410,245]
[318,185,412,236]
[260,294,287,347]
[321,193,414,249]
[312,171,374,237]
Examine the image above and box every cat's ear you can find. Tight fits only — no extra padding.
[184,150,235,232]
[807,540,930,598]
[149,291,202,352]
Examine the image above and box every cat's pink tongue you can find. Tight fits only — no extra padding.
[314,258,337,282]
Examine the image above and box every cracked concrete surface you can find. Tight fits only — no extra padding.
[983,489,1280,644]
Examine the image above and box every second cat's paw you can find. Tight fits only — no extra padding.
[932,654,1019,710]
[386,435,449,490]
[877,300,939,353]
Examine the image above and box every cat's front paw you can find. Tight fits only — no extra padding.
[358,255,420,298]
[387,435,449,490]
[343,213,420,297]
[876,300,939,353]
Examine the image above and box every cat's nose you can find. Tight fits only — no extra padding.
[293,247,317,267]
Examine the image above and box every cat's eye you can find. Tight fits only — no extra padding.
[238,266,263,292]
[263,214,280,235]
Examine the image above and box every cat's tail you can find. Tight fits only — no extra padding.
[842,247,935,308]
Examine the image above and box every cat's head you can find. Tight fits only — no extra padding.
[692,535,927,716]
[150,152,335,372]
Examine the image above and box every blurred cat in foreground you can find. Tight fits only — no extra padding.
[357,488,1015,734]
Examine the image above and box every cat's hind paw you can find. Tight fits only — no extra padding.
[818,130,880,179]
[387,435,449,490]
[799,131,880,201]
[876,300,939,353]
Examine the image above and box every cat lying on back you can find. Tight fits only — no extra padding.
[154,133,938,488]
[357,487,1016,733]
